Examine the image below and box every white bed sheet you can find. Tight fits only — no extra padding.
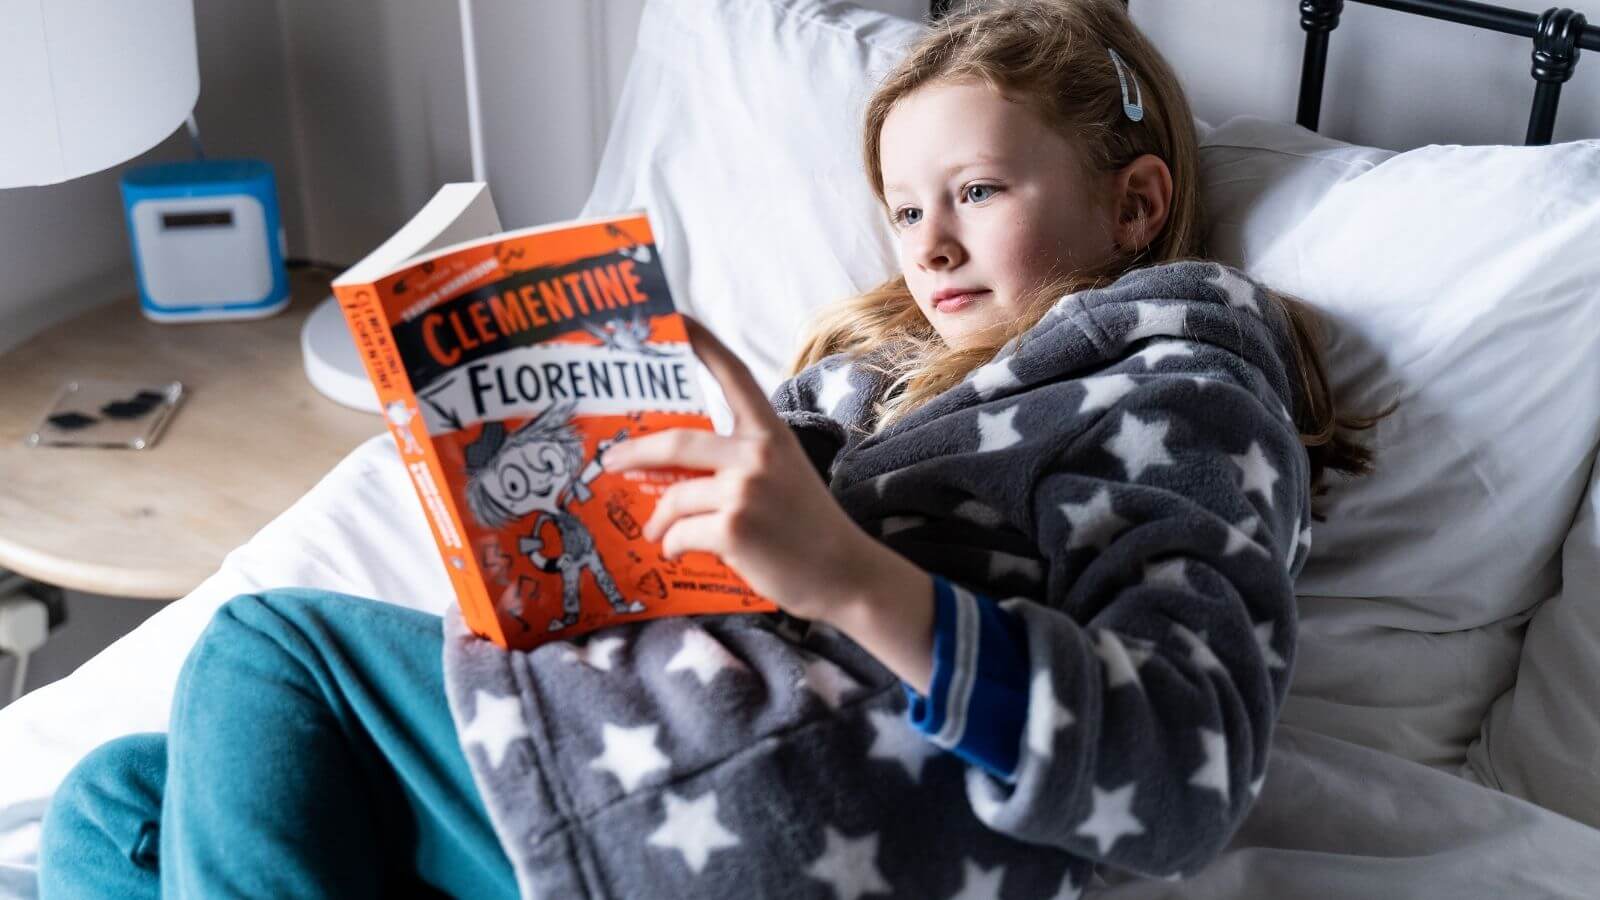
[4,434,1600,898]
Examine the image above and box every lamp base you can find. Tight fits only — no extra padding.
[301,295,381,414]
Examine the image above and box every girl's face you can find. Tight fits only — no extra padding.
[880,79,1119,351]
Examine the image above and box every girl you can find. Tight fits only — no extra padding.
[39,0,1383,897]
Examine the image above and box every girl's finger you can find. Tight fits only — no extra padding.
[604,428,736,473]
[658,511,728,563]
[642,475,727,543]
[682,314,780,436]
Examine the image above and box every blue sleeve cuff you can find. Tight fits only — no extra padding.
[902,576,1031,782]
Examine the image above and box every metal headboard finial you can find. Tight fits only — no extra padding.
[1529,8,1588,144]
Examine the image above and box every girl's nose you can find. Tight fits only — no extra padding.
[915,219,965,271]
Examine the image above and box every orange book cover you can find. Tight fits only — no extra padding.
[332,184,775,651]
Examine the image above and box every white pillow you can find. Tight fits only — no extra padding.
[1206,117,1600,624]
[1199,116,1395,269]
[580,0,924,395]
[1198,116,1600,772]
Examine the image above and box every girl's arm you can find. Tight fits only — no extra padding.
[819,544,936,694]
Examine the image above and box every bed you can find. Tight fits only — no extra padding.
[5,0,1600,896]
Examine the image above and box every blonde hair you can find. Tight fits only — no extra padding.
[787,0,1390,515]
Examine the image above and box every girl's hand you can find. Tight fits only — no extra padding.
[601,316,907,629]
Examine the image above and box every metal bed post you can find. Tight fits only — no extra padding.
[1297,0,1346,132]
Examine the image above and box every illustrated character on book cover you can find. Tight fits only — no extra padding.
[382,399,425,456]
[462,400,645,633]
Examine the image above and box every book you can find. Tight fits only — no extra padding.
[332,183,775,651]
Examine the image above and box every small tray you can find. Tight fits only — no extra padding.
[25,380,185,450]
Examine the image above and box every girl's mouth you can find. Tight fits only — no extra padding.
[935,290,989,313]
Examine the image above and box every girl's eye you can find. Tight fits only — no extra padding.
[964,184,998,203]
[893,206,922,227]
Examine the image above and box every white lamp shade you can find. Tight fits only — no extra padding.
[0,0,199,187]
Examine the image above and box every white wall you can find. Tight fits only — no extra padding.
[277,0,925,261]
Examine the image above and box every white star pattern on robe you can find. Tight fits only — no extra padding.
[1254,620,1287,671]
[1026,668,1076,759]
[1048,870,1084,900]
[1059,488,1130,552]
[1296,523,1313,560]
[866,708,941,783]
[664,627,747,686]
[1231,441,1280,509]
[1043,290,1082,320]
[1172,623,1225,673]
[976,405,1023,453]
[460,690,530,770]
[817,364,857,418]
[873,471,894,498]
[798,654,859,709]
[1142,558,1191,592]
[805,827,892,900]
[1125,634,1157,668]
[1222,515,1269,557]
[987,550,1042,583]
[953,499,1003,528]
[1188,727,1230,803]
[879,515,924,538]
[1093,630,1150,690]
[1250,772,1267,799]
[1130,340,1195,370]
[964,766,1006,827]
[1105,412,1174,481]
[562,635,626,671]
[948,859,1007,900]
[589,722,671,792]
[646,789,741,874]
[1126,300,1187,344]
[1078,374,1138,414]
[1207,265,1262,317]
[1075,782,1146,856]
[971,356,1021,400]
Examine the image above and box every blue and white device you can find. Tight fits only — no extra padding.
[120,159,289,322]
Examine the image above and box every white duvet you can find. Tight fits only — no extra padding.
[2,433,1598,898]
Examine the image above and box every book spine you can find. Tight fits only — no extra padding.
[331,283,506,647]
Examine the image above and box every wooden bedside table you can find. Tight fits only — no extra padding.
[0,271,383,600]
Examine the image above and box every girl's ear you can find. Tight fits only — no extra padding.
[1112,154,1173,253]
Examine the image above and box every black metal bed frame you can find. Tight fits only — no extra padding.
[928,0,1593,145]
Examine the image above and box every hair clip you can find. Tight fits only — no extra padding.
[1107,47,1144,123]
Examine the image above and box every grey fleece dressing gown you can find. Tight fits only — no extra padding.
[441,259,1313,898]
